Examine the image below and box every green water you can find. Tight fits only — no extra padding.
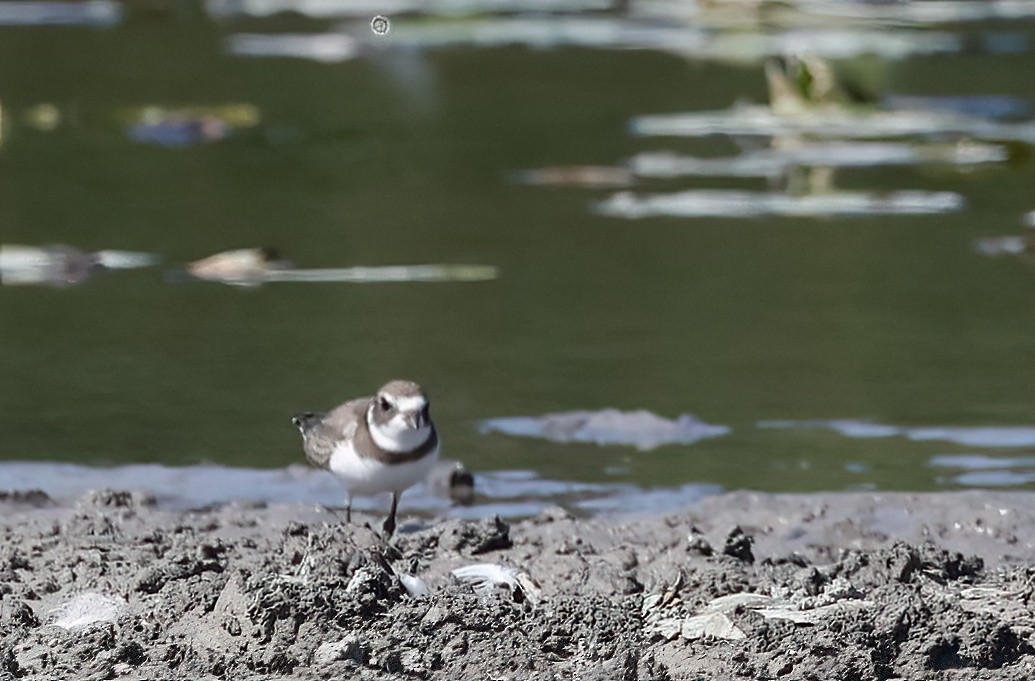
[3,10,1035,496]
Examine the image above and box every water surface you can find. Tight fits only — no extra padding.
[3,5,1035,506]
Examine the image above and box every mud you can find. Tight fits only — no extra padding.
[3,489,1035,679]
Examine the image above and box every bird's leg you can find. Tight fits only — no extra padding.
[345,494,352,524]
[382,492,399,539]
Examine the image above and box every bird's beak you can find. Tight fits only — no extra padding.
[405,411,423,429]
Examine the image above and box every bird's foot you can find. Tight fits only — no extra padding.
[381,515,396,541]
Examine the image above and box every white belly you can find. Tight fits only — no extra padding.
[328,441,439,497]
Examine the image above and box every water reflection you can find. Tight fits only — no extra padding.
[767,0,1035,24]
[633,0,1035,27]
[370,16,958,62]
[0,243,497,289]
[634,54,1035,141]
[202,0,1035,28]
[760,419,1035,448]
[628,141,1006,179]
[227,33,358,62]
[260,264,499,284]
[635,55,1035,143]
[1,0,1035,498]
[883,95,1028,121]
[205,0,990,64]
[539,54,1031,219]
[23,103,61,132]
[0,461,719,517]
[931,455,1035,487]
[126,105,260,147]
[179,248,499,286]
[480,409,730,451]
[973,235,1030,257]
[509,165,634,188]
[0,100,260,146]
[204,0,612,20]
[597,189,964,219]
[973,212,1035,258]
[0,0,121,26]
[0,245,158,287]
[633,106,1035,142]
[183,247,291,286]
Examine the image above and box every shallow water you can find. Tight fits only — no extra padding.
[3,4,1035,507]
[0,461,720,517]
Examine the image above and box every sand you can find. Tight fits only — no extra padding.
[3,487,1035,680]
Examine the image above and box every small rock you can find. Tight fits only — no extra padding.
[1,600,38,628]
[399,648,425,673]
[724,526,754,563]
[314,636,364,665]
[687,526,714,556]
[77,489,153,510]
[535,506,574,523]
[441,633,468,660]
[0,489,52,507]
[421,605,448,629]
[439,516,512,555]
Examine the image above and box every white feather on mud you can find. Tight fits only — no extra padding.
[451,563,543,605]
[644,576,873,641]
[395,570,430,598]
[50,592,124,630]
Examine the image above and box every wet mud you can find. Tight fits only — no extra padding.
[3,489,1035,679]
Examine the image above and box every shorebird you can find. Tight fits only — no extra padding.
[292,380,439,538]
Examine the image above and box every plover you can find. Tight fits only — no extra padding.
[292,380,439,538]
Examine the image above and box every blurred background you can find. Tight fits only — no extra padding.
[3,0,1035,513]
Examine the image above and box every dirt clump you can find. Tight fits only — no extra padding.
[2,489,1035,679]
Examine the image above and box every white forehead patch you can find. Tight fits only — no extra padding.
[393,395,427,411]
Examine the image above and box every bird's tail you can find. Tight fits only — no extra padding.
[291,411,325,433]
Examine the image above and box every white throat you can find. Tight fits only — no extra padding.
[367,409,432,453]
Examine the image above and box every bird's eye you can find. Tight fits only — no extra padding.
[379,397,391,411]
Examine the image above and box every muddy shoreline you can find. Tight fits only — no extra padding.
[3,489,1035,679]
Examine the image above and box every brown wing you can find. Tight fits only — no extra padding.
[301,398,369,469]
